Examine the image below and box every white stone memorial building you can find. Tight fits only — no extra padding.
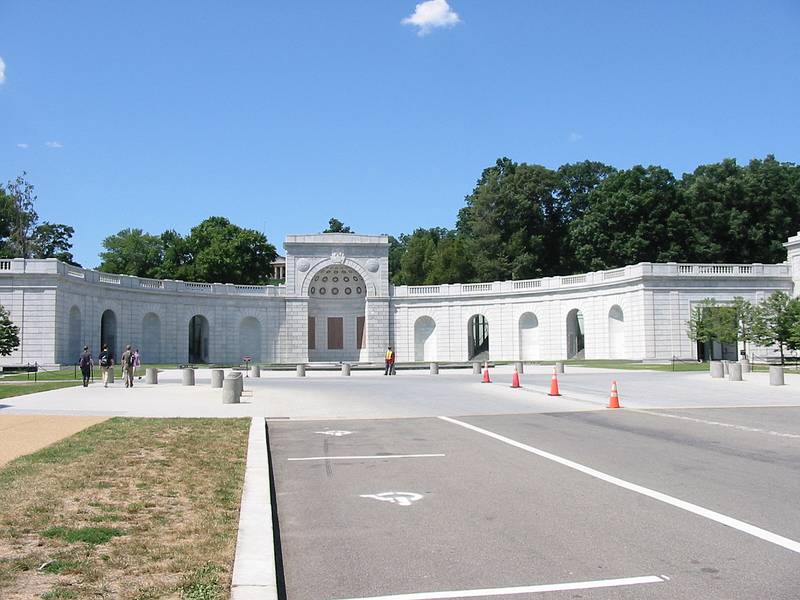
[1,232,799,367]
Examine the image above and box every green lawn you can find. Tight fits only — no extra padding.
[0,381,82,399]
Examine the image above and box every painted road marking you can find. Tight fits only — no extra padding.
[316,430,354,436]
[359,492,423,506]
[289,453,445,461]
[333,574,667,600]
[637,410,800,439]
[439,415,800,555]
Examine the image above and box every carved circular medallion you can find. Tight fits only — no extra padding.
[365,258,379,273]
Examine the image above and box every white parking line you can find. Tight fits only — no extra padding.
[288,454,445,461]
[439,416,800,555]
[636,410,800,439]
[333,574,667,600]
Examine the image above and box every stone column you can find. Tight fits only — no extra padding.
[282,298,309,363]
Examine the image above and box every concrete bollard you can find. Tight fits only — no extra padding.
[472,362,481,375]
[182,368,195,386]
[769,366,785,386]
[430,362,438,375]
[710,361,724,378]
[555,362,564,374]
[722,360,730,376]
[739,359,751,373]
[514,361,524,374]
[728,362,743,381]
[223,372,242,404]
[210,369,224,388]
[250,365,260,378]
[296,364,306,377]
[341,363,350,376]
[145,368,158,384]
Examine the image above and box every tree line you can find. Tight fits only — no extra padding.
[389,155,800,285]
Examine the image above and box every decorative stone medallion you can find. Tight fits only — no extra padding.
[365,258,379,273]
[297,258,311,272]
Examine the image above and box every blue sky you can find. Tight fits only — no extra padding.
[1,1,798,267]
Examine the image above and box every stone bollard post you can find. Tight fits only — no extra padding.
[555,362,565,374]
[430,362,438,375]
[709,361,724,378]
[472,362,481,375]
[145,368,158,385]
[341,363,351,376]
[182,368,195,386]
[250,365,260,378]
[223,372,242,404]
[728,362,742,381]
[722,360,730,376]
[210,369,224,388]
[769,366,785,386]
[739,359,751,373]
[296,364,306,377]
[514,361,524,374]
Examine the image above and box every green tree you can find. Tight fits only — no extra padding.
[0,305,20,356]
[185,217,277,284]
[30,222,77,264]
[3,173,39,258]
[99,228,165,277]
[324,218,352,233]
[568,165,692,271]
[687,299,719,351]
[154,229,193,280]
[751,291,800,365]
[390,228,473,285]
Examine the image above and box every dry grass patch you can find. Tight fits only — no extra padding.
[0,417,251,599]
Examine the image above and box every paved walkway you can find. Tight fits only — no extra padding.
[0,415,109,466]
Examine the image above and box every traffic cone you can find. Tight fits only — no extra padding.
[608,380,621,408]
[482,362,491,383]
[511,368,520,388]
[548,367,561,396]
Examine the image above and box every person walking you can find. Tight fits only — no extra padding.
[121,345,135,388]
[99,344,113,388]
[384,346,395,376]
[133,348,141,380]
[79,346,93,387]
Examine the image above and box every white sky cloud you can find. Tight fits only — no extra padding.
[0,57,6,85]
[402,0,460,36]
[45,141,63,149]
[17,143,29,149]
[568,132,583,143]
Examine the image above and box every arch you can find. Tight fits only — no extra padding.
[142,313,161,364]
[608,305,625,359]
[566,309,585,359]
[301,259,376,298]
[239,316,262,363]
[100,309,117,360]
[518,312,539,361]
[467,314,489,361]
[188,315,210,364]
[68,306,82,358]
[414,316,437,361]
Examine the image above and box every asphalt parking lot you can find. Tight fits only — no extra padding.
[269,405,800,600]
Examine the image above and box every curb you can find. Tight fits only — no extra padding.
[231,417,278,599]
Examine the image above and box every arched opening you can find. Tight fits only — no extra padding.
[68,306,81,359]
[307,264,366,362]
[518,312,539,361]
[142,313,161,364]
[100,309,117,361]
[566,309,585,359]
[468,314,489,361]
[239,317,262,363]
[188,315,210,364]
[414,316,437,362]
[608,305,625,359]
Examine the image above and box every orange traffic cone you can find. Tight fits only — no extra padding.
[548,367,561,396]
[608,380,621,408]
[511,368,520,388]
[482,362,491,383]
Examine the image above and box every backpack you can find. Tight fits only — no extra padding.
[125,352,135,368]
[79,353,91,369]
[99,352,109,367]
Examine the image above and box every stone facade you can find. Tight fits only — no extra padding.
[0,232,797,367]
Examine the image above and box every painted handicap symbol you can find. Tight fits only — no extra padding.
[360,492,423,506]
[315,430,353,437]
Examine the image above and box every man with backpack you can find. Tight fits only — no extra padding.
[121,344,135,388]
[79,346,93,387]
[99,344,113,388]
